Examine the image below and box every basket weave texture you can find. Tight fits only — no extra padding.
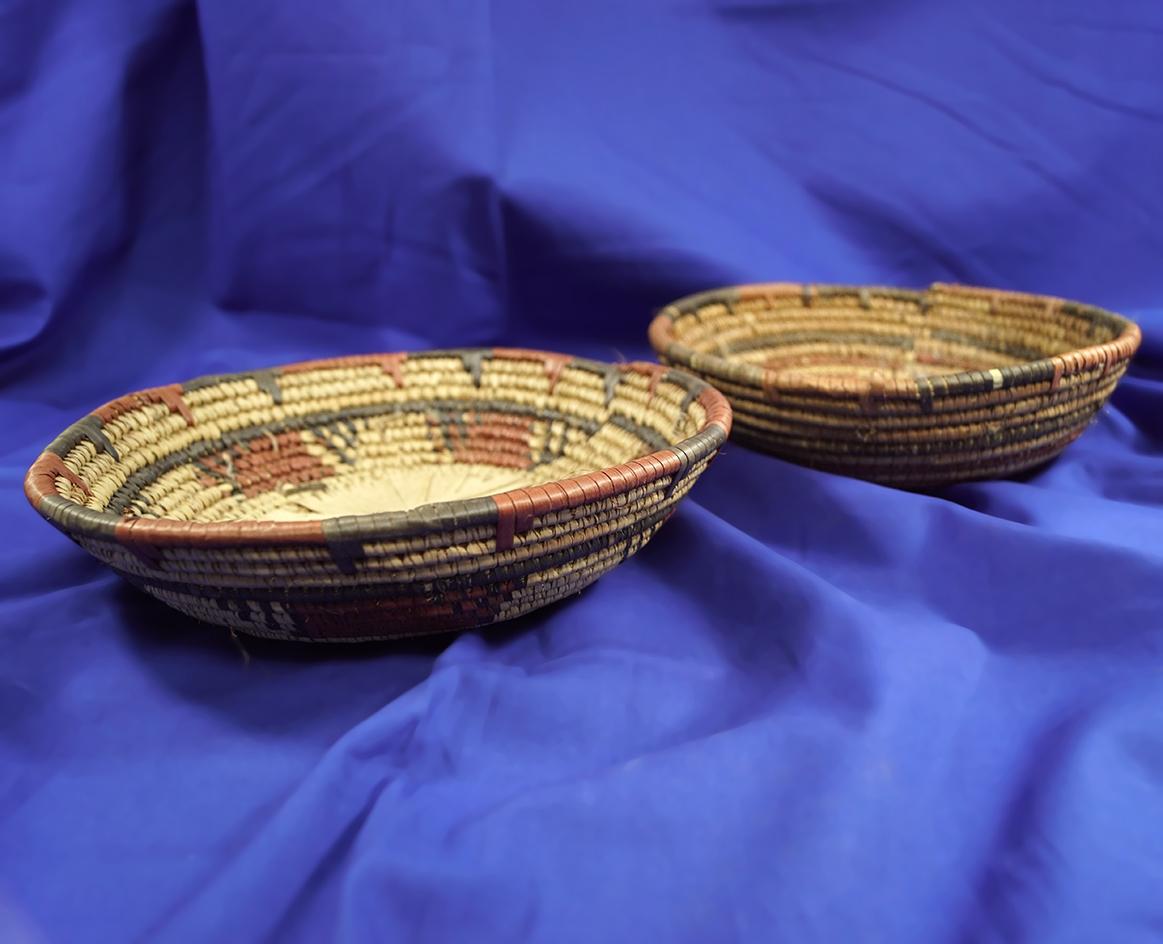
[25,349,730,640]
[649,283,1140,487]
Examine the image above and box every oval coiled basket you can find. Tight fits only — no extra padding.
[25,349,731,641]
[649,282,1140,488]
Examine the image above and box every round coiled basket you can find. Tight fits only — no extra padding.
[25,349,731,641]
[649,282,1140,488]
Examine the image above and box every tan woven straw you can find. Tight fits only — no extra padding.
[649,282,1140,488]
[25,349,731,641]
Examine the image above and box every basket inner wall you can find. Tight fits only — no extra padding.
[52,355,710,524]
[672,290,1127,386]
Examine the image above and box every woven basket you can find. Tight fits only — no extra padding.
[24,349,730,641]
[649,283,1140,488]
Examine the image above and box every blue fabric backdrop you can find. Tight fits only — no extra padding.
[2,2,1162,941]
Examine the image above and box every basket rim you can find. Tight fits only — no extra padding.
[648,281,1142,402]
[25,347,732,550]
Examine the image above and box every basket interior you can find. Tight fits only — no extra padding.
[51,354,712,524]
[669,287,1128,386]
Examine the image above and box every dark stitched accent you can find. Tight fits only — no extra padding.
[458,350,487,387]
[252,370,283,405]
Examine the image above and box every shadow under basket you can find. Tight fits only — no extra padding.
[25,349,730,641]
[649,282,1140,488]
